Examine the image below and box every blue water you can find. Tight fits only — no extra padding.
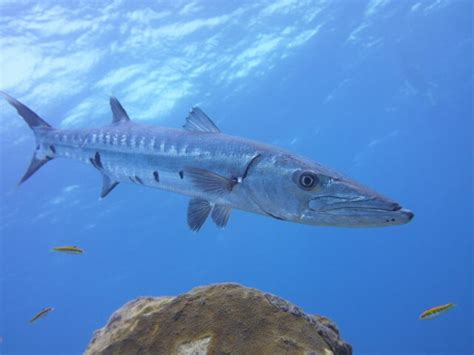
[0,1,472,354]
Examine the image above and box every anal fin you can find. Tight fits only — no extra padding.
[187,198,212,231]
[100,175,119,198]
[211,205,232,228]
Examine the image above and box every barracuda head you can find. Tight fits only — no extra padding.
[247,153,414,227]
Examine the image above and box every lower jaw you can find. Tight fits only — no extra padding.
[303,212,411,227]
[305,221,408,227]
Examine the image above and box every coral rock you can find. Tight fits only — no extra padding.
[85,283,352,355]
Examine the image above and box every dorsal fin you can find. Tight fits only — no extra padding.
[183,107,220,133]
[110,97,130,124]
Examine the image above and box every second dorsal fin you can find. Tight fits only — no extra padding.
[110,97,130,124]
[183,107,220,133]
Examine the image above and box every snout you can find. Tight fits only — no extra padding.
[309,195,403,212]
[398,208,415,221]
[308,194,414,227]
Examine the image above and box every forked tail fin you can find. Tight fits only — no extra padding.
[1,91,55,185]
[0,91,52,130]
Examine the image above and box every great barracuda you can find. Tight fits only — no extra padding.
[1,92,413,231]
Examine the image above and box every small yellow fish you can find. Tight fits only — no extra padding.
[30,307,54,323]
[419,303,455,320]
[52,246,84,254]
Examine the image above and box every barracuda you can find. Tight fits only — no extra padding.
[1,92,414,231]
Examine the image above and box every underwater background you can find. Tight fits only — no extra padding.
[0,0,472,354]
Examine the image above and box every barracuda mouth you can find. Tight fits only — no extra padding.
[308,196,402,213]
[312,205,402,213]
[307,195,414,225]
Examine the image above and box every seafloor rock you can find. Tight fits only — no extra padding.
[85,283,352,355]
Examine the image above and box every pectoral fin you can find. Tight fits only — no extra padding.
[185,167,236,195]
[187,198,212,231]
[211,205,232,228]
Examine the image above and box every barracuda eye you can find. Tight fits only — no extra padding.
[296,171,319,190]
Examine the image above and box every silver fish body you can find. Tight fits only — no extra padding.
[39,125,271,213]
[2,92,414,231]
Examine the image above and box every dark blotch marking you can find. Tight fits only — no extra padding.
[391,218,395,222]
[94,152,103,169]
[49,145,56,154]
[179,170,184,179]
[153,171,160,183]
[36,144,40,150]
[134,175,143,184]
[128,176,135,183]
